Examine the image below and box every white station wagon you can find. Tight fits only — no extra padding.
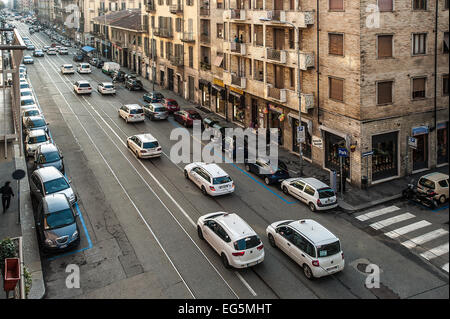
[77,63,91,74]
[73,80,92,94]
[266,219,344,279]
[118,104,145,123]
[127,134,162,159]
[61,64,75,74]
[184,162,234,196]
[197,212,264,269]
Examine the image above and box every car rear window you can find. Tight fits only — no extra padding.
[318,188,335,198]
[143,141,159,149]
[21,99,35,106]
[167,101,177,106]
[79,83,90,88]
[25,110,40,117]
[317,241,341,258]
[234,235,261,251]
[29,135,47,143]
[419,178,435,189]
[64,65,72,69]
[154,107,167,112]
[104,85,114,89]
[213,176,232,185]
[81,64,89,68]
[130,109,143,114]
[29,118,46,127]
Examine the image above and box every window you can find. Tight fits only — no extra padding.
[289,68,295,88]
[158,0,163,5]
[189,46,193,67]
[377,35,393,58]
[175,18,182,32]
[443,74,449,96]
[289,29,295,49]
[217,24,223,39]
[412,33,427,55]
[328,33,344,56]
[329,77,344,102]
[217,0,223,9]
[304,185,316,196]
[292,181,305,191]
[329,0,344,11]
[317,241,341,257]
[378,0,393,11]
[412,0,427,10]
[186,0,193,5]
[444,32,449,54]
[160,40,164,58]
[412,77,426,99]
[377,81,393,105]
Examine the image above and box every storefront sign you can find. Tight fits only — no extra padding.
[412,126,429,136]
[362,150,374,157]
[229,86,244,95]
[408,136,417,149]
[312,136,323,149]
[338,148,349,157]
[213,78,224,87]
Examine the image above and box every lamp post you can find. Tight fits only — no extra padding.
[259,17,303,176]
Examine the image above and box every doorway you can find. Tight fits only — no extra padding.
[168,68,174,91]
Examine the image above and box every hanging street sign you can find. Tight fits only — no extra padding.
[338,147,349,157]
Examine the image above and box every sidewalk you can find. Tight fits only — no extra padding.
[113,64,449,214]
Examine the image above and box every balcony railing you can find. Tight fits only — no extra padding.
[145,1,156,11]
[200,7,210,16]
[169,55,184,66]
[154,27,173,38]
[267,10,286,22]
[169,4,183,14]
[266,48,287,63]
[200,33,210,44]
[229,9,246,20]
[231,74,246,89]
[267,86,287,103]
[181,32,195,43]
[230,42,246,55]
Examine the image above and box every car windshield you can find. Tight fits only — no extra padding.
[81,64,89,68]
[213,176,232,185]
[234,235,261,251]
[45,208,74,230]
[21,91,32,96]
[29,135,47,144]
[21,99,35,106]
[318,188,335,198]
[43,177,69,194]
[143,141,159,149]
[317,241,341,258]
[419,178,435,189]
[130,109,143,114]
[154,107,167,112]
[43,151,60,163]
[29,118,46,127]
[24,110,39,117]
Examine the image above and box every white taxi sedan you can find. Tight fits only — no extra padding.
[184,162,234,196]
[197,212,264,269]
[127,134,162,159]
[77,63,91,74]
[61,64,75,74]
[97,82,116,95]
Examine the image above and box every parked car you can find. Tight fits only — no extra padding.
[58,47,68,55]
[42,45,50,52]
[124,73,137,81]
[20,96,38,110]
[24,115,49,134]
[77,63,91,74]
[33,49,44,57]
[112,70,126,82]
[266,219,345,279]
[89,57,98,66]
[244,158,290,185]
[142,103,168,121]
[19,81,31,90]
[72,53,83,62]
[97,82,116,95]
[23,55,34,64]
[35,193,80,252]
[61,64,75,74]
[26,44,35,50]
[125,78,143,91]
[417,172,449,204]
[281,177,338,212]
[25,129,51,157]
[22,108,41,125]
[33,143,65,173]
[94,59,104,68]
[30,166,77,206]
[162,98,180,113]
[20,88,33,98]
[73,80,92,95]
[184,162,234,196]
[118,104,145,123]
[127,134,162,159]
[143,91,164,103]
[197,212,264,269]
[173,109,202,127]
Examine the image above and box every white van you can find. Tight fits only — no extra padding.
[102,62,120,75]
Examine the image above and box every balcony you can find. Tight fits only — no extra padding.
[200,61,211,71]
[230,42,246,55]
[231,74,246,89]
[266,48,287,63]
[145,1,156,11]
[266,86,287,103]
[169,4,183,14]
[300,93,315,113]
[154,27,173,38]
[169,55,184,66]
[200,5,210,16]
[299,52,315,70]
[181,32,195,43]
[200,33,210,44]
[267,10,286,22]
[224,9,246,20]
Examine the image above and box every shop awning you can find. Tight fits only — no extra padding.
[212,84,225,92]
[213,55,223,67]
[412,126,429,136]
[81,46,95,54]
[229,91,242,98]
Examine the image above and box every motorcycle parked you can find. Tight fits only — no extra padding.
[402,180,438,209]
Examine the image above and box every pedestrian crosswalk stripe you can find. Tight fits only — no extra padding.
[356,206,400,222]
[384,220,432,239]
[442,263,449,272]
[420,243,449,260]
[369,213,415,230]
[401,229,449,249]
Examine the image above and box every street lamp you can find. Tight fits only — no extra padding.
[259,17,303,176]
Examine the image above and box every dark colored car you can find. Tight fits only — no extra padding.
[33,49,44,57]
[244,158,290,185]
[112,70,126,82]
[125,78,143,91]
[143,91,164,103]
[33,143,64,173]
[95,59,104,68]
[124,73,137,81]
[173,109,203,127]
[163,98,180,113]
[73,53,84,62]
[35,193,80,253]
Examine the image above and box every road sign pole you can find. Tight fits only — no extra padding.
[405,135,409,177]
[340,156,343,199]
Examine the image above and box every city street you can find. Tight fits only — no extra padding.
[15,22,449,299]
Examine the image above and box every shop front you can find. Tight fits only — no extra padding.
[266,104,285,145]
[212,78,226,117]
[412,126,429,171]
[199,79,211,109]
[323,129,350,174]
[437,121,449,165]
[229,87,245,125]
[291,116,312,159]
[371,131,399,181]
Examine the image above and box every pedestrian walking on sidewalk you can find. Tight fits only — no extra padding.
[0,181,14,213]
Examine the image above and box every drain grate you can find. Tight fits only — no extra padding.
[368,283,400,299]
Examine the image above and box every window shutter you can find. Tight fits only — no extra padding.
[378,0,393,12]
[378,35,393,58]
[413,78,426,98]
[329,0,343,10]
[330,78,344,101]
[377,81,392,104]
[329,34,343,55]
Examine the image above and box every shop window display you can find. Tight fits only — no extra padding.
[372,131,398,181]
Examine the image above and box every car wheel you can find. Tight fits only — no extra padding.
[135,150,140,159]
[439,195,447,204]
[201,186,207,196]
[197,226,204,240]
[221,253,231,269]
[309,202,316,212]
[264,177,270,185]
[245,164,250,172]
[282,186,289,195]
[184,170,189,179]
[303,264,314,280]
[268,234,276,248]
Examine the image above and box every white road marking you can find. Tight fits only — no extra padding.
[369,213,415,230]
[384,220,432,239]
[420,243,449,261]
[401,229,449,249]
[442,263,449,272]
[235,272,257,297]
[356,206,400,222]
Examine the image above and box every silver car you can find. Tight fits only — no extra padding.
[142,103,169,121]
[25,129,51,157]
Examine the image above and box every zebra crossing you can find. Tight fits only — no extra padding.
[355,205,449,274]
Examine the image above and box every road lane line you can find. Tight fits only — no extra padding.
[384,220,432,239]
[369,213,415,230]
[442,263,449,272]
[235,272,257,297]
[401,229,449,249]
[420,243,449,261]
[356,206,400,222]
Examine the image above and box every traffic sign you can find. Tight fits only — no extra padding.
[297,126,305,143]
[338,147,349,157]
[362,150,374,157]
[408,137,417,149]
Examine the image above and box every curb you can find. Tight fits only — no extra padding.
[338,194,403,213]
[14,143,46,299]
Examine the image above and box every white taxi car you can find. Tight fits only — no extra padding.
[97,82,116,95]
[184,162,234,196]
[20,96,38,110]
[127,134,162,159]
[77,63,91,74]
[118,104,145,123]
[266,219,344,279]
[61,64,75,74]
[22,108,42,125]
[73,80,92,95]
[197,212,264,269]
[25,129,51,157]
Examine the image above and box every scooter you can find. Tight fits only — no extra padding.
[402,180,438,209]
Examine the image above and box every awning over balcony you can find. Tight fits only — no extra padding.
[81,46,95,54]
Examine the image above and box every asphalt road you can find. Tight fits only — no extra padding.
[16,22,449,299]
